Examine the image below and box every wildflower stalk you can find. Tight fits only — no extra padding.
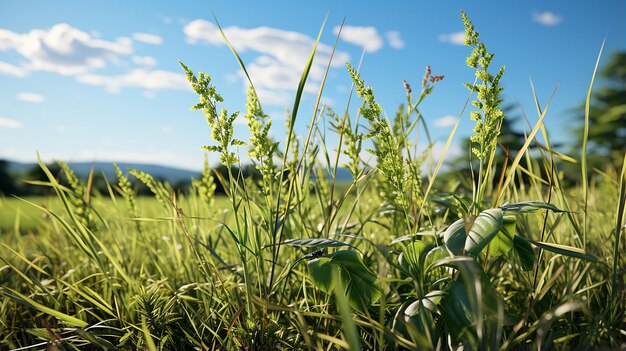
[181,62,255,318]
[347,63,410,229]
[401,68,444,224]
[462,11,506,210]
[245,86,279,198]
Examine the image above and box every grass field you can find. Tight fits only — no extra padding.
[0,196,232,232]
[1,12,625,351]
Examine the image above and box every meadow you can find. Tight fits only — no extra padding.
[1,12,625,350]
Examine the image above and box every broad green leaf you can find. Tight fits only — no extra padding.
[527,239,598,262]
[435,256,504,345]
[401,290,445,345]
[307,250,380,311]
[263,238,356,250]
[391,300,432,349]
[464,208,503,256]
[487,215,516,256]
[443,218,466,256]
[424,246,451,273]
[513,235,535,271]
[500,201,565,213]
[307,256,335,292]
[405,290,445,316]
[440,278,474,338]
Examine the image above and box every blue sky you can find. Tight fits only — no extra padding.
[0,1,624,171]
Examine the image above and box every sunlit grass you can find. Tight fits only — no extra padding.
[0,11,624,351]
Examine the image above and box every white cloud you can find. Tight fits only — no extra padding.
[247,56,304,91]
[533,11,562,26]
[386,31,405,49]
[0,24,194,94]
[184,19,349,106]
[0,23,133,76]
[434,115,457,128]
[17,92,45,103]
[438,32,466,46]
[254,87,291,106]
[132,32,163,45]
[0,60,27,76]
[132,55,157,67]
[0,117,22,129]
[0,28,21,50]
[76,69,189,92]
[429,142,462,163]
[334,25,384,53]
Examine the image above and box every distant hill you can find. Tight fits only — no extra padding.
[6,160,354,183]
[7,161,201,183]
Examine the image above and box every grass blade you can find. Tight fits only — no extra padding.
[1,287,89,328]
[581,39,606,249]
[527,238,597,262]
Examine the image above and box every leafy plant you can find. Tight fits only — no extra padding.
[0,10,622,351]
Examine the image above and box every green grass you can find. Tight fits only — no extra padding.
[1,12,624,351]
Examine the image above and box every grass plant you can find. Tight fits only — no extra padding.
[1,11,624,350]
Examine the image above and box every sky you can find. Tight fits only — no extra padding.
[0,0,624,171]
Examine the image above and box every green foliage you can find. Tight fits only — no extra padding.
[0,160,19,196]
[513,235,535,271]
[306,250,381,311]
[487,215,516,256]
[464,208,504,256]
[0,11,623,351]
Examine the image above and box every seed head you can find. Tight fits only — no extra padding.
[403,80,412,94]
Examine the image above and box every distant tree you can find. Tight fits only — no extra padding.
[172,179,192,195]
[0,160,19,196]
[91,172,115,196]
[574,51,626,170]
[212,164,239,195]
[24,163,63,195]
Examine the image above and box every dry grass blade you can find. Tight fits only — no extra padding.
[497,84,558,205]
